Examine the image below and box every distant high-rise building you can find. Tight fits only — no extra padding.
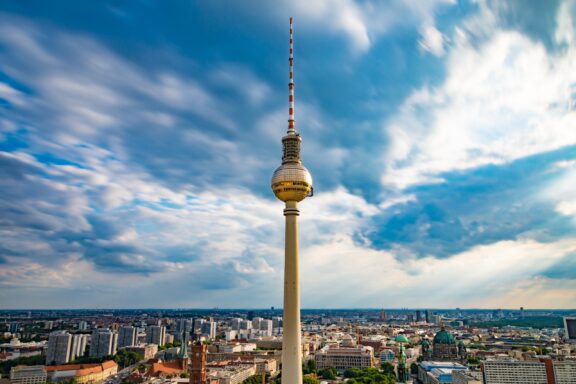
[175,319,192,341]
[44,321,54,330]
[240,320,252,330]
[78,321,88,331]
[201,321,216,340]
[416,310,423,322]
[260,320,273,336]
[9,322,19,333]
[145,325,166,346]
[118,326,137,348]
[69,334,88,361]
[230,318,242,330]
[252,317,264,330]
[379,310,387,322]
[520,306,525,319]
[272,317,283,328]
[90,329,117,357]
[193,319,205,335]
[425,310,432,323]
[564,317,576,343]
[46,331,72,365]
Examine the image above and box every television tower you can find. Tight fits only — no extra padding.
[271,17,313,384]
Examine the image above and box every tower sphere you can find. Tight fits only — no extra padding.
[271,160,312,202]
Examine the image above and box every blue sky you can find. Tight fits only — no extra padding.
[0,0,575,309]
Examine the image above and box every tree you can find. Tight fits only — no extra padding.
[180,372,190,378]
[381,362,395,376]
[318,367,337,380]
[242,375,264,384]
[306,359,317,374]
[467,357,480,365]
[303,377,319,384]
[344,368,362,378]
[410,363,418,375]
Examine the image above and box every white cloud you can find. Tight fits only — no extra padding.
[418,25,446,56]
[382,3,576,189]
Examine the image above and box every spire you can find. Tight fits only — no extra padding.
[288,17,296,133]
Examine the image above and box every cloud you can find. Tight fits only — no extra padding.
[1,2,575,309]
[203,0,455,54]
[418,25,446,56]
[382,1,576,189]
[371,147,576,258]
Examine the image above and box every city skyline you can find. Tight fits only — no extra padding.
[0,0,575,309]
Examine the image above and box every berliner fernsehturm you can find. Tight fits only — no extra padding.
[271,17,313,384]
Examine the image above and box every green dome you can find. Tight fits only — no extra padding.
[422,339,430,346]
[433,329,456,345]
[395,335,409,343]
[458,340,465,346]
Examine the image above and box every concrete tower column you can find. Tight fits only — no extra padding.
[283,201,302,384]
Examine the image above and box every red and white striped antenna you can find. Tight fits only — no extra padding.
[288,17,296,133]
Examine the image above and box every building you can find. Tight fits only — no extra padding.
[90,329,117,358]
[431,328,460,361]
[190,342,208,384]
[78,321,88,331]
[379,310,387,322]
[395,335,410,383]
[418,362,468,384]
[175,319,192,341]
[564,317,576,343]
[230,318,242,331]
[201,321,216,340]
[270,18,314,384]
[482,359,550,384]
[314,336,374,372]
[70,334,88,361]
[380,349,395,363]
[452,370,482,384]
[46,361,117,384]
[122,344,158,360]
[239,320,252,331]
[554,359,576,383]
[207,364,256,384]
[426,310,433,323]
[259,320,273,337]
[46,331,72,365]
[9,323,19,334]
[193,319,206,335]
[145,326,166,346]
[118,326,137,348]
[416,310,424,322]
[10,366,47,384]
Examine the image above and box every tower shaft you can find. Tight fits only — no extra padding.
[282,201,302,384]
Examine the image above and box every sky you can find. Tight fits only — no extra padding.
[0,0,575,309]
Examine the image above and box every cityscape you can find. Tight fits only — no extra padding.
[1,1,576,384]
